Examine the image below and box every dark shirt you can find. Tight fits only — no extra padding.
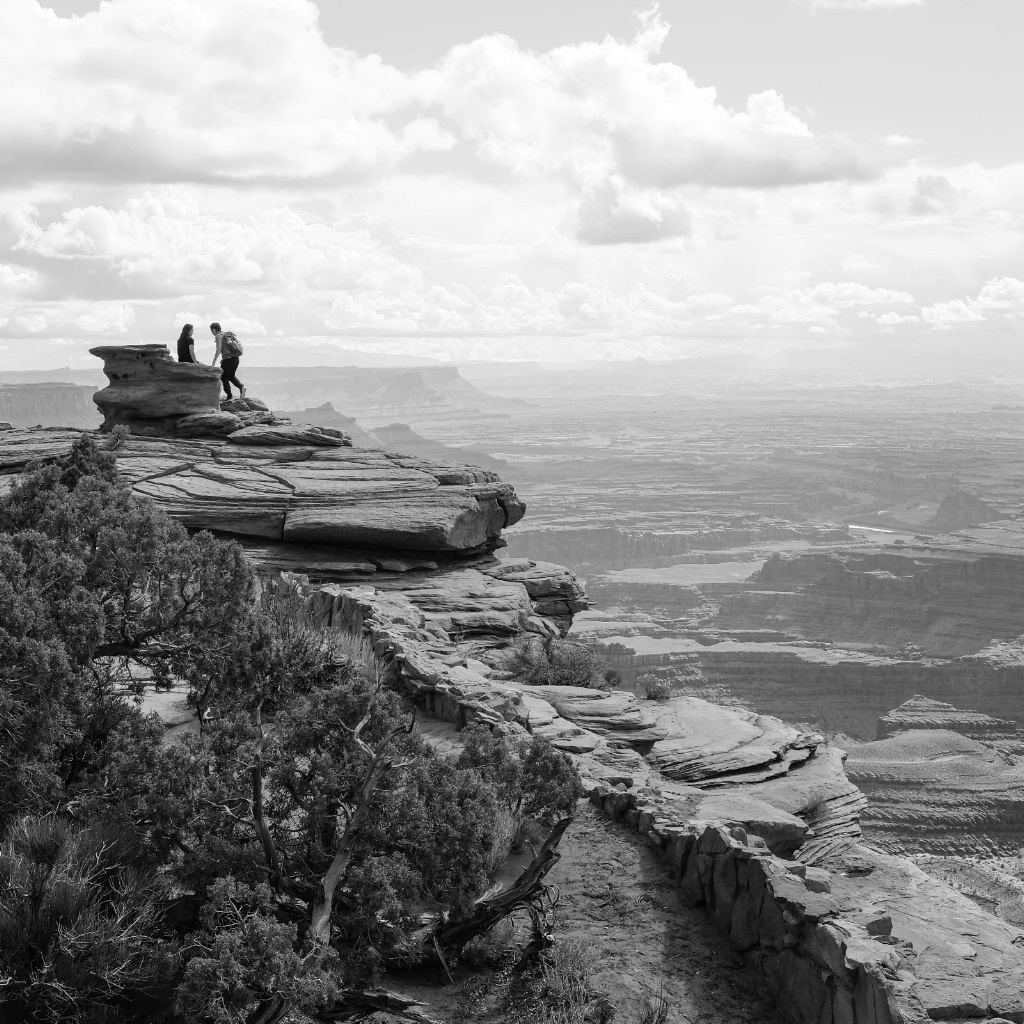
[177,337,196,362]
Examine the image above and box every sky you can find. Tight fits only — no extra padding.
[2,0,1024,369]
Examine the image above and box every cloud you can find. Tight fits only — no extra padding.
[921,278,1024,329]
[0,0,450,186]
[575,178,691,244]
[420,12,871,193]
[908,174,961,215]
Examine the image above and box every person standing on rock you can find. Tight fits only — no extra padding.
[210,322,246,400]
[176,323,198,363]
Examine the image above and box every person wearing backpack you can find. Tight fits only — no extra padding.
[210,321,246,400]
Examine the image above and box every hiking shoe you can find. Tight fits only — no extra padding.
[240,386,247,400]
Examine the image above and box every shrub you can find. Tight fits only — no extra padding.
[503,636,608,689]
[456,724,584,836]
[639,674,672,701]
[0,815,168,1022]
[175,878,341,1024]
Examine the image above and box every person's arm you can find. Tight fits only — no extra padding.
[188,342,198,363]
[213,337,223,364]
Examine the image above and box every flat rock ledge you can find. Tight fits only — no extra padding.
[0,428,526,556]
[295,577,1024,1024]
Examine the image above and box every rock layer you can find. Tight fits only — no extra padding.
[0,428,526,556]
[877,694,1018,739]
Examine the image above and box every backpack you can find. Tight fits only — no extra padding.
[221,332,243,357]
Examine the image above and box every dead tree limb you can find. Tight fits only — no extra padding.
[318,989,440,1022]
[417,815,572,956]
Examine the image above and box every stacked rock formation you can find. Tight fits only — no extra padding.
[90,343,321,442]
[877,694,1018,740]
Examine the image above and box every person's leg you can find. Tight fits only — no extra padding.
[226,361,245,398]
[221,360,234,399]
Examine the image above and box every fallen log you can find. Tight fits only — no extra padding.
[319,989,440,1022]
[429,815,571,953]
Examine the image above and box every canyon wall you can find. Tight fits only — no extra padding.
[0,382,99,429]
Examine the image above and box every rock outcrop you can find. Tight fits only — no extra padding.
[0,428,524,556]
[929,489,999,532]
[91,344,223,430]
[877,694,1018,740]
[295,576,1024,1024]
[90,344,304,441]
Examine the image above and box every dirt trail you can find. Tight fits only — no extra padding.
[384,800,787,1024]
[542,800,787,1024]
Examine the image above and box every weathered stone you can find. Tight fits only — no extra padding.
[712,853,738,928]
[175,411,243,437]
[680,846,706,907]
[696,791,809,858]
[832,986,856,1024]
[805,867,833,894]
[91,344,222,429]
[523,685,667,752]
[229,424,345,447]
[730,890,761,952]
[988,971,1024,1022]
[758,890,790,950]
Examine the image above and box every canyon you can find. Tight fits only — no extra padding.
[4,347,1024,1021]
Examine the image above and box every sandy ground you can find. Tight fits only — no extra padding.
[375,800,786,1024]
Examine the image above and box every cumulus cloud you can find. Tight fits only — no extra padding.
[921,277,1024,329]
[421,12,870,193]
[0,0,449,185]
[575,178,691,244]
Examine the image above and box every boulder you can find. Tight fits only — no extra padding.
[228,424,346,447]
[695,791,809,857]
[221,396,270,414]
[524,685,668,752]
[176,411,243,437]
[91,344,222,429]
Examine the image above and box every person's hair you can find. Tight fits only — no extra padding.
[209,322,221,332]
[177,323,193,342]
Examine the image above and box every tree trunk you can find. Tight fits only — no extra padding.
[246,994,290,1024]
[431,816,570,952]
[308,744,401,944]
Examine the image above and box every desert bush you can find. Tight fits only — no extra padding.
[639,674,672,701]
[175,878,341,1024]
[503,636,608,689]
[0,815,168,1022]
[456,724,584,846]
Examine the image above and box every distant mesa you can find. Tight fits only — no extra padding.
[927,489,999,533]
[877,694,1017,740]
[0,381,98,430]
